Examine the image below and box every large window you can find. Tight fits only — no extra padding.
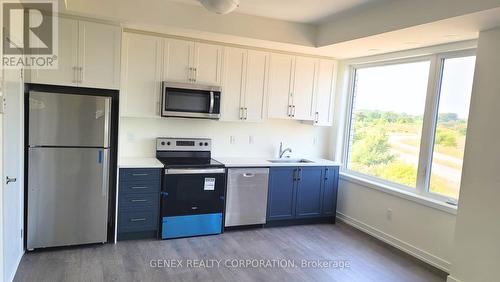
[345,52,476,201]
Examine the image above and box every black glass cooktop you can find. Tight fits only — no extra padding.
[158,157,224,169]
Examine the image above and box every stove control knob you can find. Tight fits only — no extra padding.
[166,141,171,146]
[199,142,203,146]
[160,141,165,146]
[204,142,209,146]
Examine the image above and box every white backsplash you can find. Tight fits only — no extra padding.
[119,117,332,159]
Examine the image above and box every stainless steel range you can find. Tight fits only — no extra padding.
[156,138,226,239]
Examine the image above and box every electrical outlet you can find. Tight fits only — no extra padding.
[313,137,317,145]
[230,136,236,144]
[249,135,254,144]
[386,208,393,221]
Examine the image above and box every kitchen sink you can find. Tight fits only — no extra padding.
[267,159,315,164]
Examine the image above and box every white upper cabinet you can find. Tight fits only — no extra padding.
[292,56,317,121]
[163,39,222,85]
[193,42,223,85]
[78,21,121,89]
[266,52,335,124]
[163,38,193,83]
[222,48,268,122]
[29,18,120,89]
[313,59,337,126]
[29,17,79,87]
[267,53,294,119]
[244,50,268,122]
[222,47,246,121]
[121,33,163,118]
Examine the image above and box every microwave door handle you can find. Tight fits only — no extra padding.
[209,91,215,113]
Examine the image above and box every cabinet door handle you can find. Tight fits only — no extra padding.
[72,66,78,83]
[78,67,83,83]
[130,218,147,222]
[287,105,292,117]
[291,105,296,118]
[131,186,148,190]
[244,107,248,120]
[132,173,149,176]
[315,112,319,123]
[131,199,148,202]
[239,107,243,120]
[297,168,302,181]
[324,168,329,180]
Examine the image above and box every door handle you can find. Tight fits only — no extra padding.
[209,91,215,113]
[130,218,147,222]
[6,176,17,184]
[131,199,148,202]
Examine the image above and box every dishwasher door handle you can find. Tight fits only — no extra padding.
[242,173,255,177]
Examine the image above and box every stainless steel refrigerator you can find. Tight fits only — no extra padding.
[27,90,111,250]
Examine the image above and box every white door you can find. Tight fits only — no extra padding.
[163,38,193,83]
[2,67,24,282]
[314,59,336,126]
[121,33,163,118]
[78,21,121,89]
[29,17,78,87]
[243,50,268,122]
[267,53,294,119]
[292,56,317,121]
[221,47,246,121]
[193,42,223,85]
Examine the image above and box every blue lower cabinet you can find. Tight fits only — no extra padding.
[161,213,222,239]
[321,167,339,216]
[295,167,324,218]
[267,166,339,222]
[267,167,297,221]
[118,168,161,241]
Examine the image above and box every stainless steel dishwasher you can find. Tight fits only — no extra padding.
[225,168,269,227]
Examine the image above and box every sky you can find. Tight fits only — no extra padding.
[353,56,476,119]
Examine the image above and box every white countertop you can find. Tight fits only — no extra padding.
[118,156,341,168]
[213,157,342,168]
[118,157,164,168]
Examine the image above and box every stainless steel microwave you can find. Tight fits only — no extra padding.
[161,82,221,119]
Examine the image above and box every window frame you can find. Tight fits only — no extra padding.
[342,49,476,204]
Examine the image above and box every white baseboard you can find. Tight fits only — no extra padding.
[336,212,451,273]
[446,275,462,282]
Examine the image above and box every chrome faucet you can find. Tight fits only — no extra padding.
[279,142,292,159]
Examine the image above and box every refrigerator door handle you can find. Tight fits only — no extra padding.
[101,149,109,197]
[103,98,111,148]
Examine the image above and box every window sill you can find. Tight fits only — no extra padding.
[339,172,458,215]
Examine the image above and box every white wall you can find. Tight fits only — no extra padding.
[337,179,456,271]
[446,27,500,282]
[119,117,331,159]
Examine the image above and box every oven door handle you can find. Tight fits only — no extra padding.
[209,91,215,114]
[165,168,225,175]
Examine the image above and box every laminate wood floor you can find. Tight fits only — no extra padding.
[14,222,447,282]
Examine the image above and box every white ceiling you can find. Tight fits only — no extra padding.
[168,0,388,24]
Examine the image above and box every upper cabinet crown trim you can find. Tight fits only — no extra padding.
[123,28,336,61]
